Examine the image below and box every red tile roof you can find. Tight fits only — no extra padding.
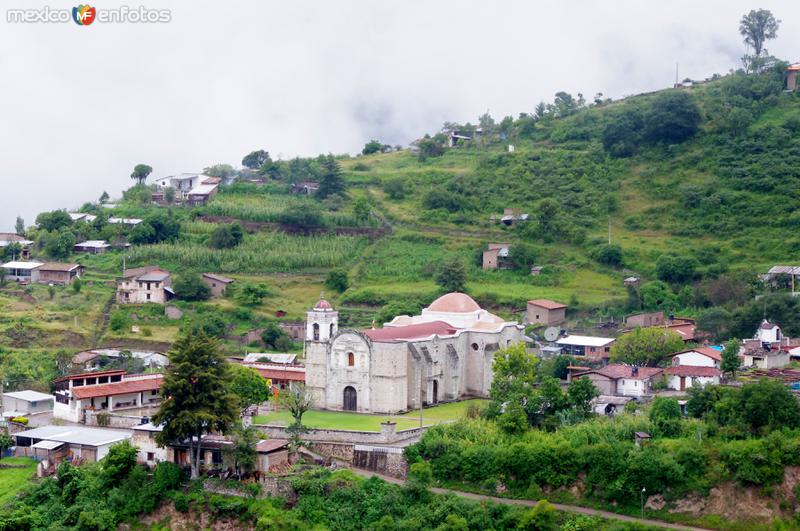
[665,366,721,377]
[251,367,306,382]
[578,364,663,380]
[672,347,722,362]
[364,321,458,342]
[256,439,289,453]
[665,323,696,341]
[527,299,567,310]
[72,375,163,399]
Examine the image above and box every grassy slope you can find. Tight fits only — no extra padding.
[0,457,37,506]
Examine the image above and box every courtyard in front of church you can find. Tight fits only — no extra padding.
[253,399,487,432]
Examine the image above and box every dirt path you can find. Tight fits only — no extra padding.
[349,468,709,531]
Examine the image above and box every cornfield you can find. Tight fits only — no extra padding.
[129,232,367,272]
[201,194,377,228]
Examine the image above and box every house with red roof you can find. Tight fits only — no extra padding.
[305,292,525,414]
[574,365,663,397]
[53,370,163,423]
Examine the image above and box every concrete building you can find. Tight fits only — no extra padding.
[670,347,722,368]
[38,263,84,285]
[556,335,615,359]
[186,183,219,206]
[1,261,43,283]
[256,439,290,472]
[664,365,720,391]
[0,233,34,259]
[2,390,54,418]
[132,422,168,466]
[526,299,567,325]
[72,348,169,371]
[305,293,524,414]
[116,266,173,304]
[624,311,665,328]
[201,273,234,297]
[788,64,800,91]
[14,425,131,463]
[575,365,663,397]
[53,370,163,423]
[742,320,792,369]
[482,243,511,270]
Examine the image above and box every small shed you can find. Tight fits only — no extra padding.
[623,276,640,287]
[2,390,54,417]
[634,431,652,447]
[526,299,567,326]
[74,240,111,254]
[38,263,84,285]
[201,273,234,297]
[256,439,290,472]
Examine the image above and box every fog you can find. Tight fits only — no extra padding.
[1,0,798,230]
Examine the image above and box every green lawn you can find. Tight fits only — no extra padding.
[254,399,486,432]
[0,457,37,506]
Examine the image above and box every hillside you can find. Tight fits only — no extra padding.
[3,64,800,390]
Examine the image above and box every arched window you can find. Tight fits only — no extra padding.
[347,352,355,366]
[471,343,479,351]
[330,323,335,337]
[313,323,320,341]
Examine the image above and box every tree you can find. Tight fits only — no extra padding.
[325,269,349,293]
[130,163,153,185]
[224,426,259,477]
[435,258,467,293]
[655,254,698,283]
[101,440,138,486]
[278,384,314,452]
[536,198,560,235]
[567,377,599,417]
[35,210,72,232]
[237,283,271,306]
[695,307,733,342]
[417,134,446,161]
[640,281,678,311]
[14,216,24,236]
[152,332,239,479]
[317,155,345,199]
[739,378,800,433]
[260,322,285,349]
[644,92,701,145]
[0,428,13,462]
[592,244,623,267]
[44,230,76,260]
[164,186,176,205]
[209,223,244,249]
[362,140,383,155]
[99,190,110,203]
[242,150,270,169]
[609,327,685,366]
[383,179,407,200]
[229,364,270,414]
[489,343,538,415]
[739,9,780,58]
[648,396,682,437]
[602,107,644,157]
[353,197,370,222]
[721,339,740,378]
[72,277,83,294]
[204,164,236,179]
[173,274,211,301]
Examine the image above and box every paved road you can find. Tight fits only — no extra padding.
[350,468,709,531]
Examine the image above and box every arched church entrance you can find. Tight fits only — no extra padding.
[343,386,357,411]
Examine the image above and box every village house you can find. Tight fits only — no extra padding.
[664,365,721,391]
[787,64,800,91]
[526,299,567,326]
[761,265,800,291]
[74,240,111,254]
[556,335,615,359]
[742,320,792,369]
[155,173,212,199]
[186,183,219,206]
[256,439,290,472]
[490,208,529,226]
[132,422,167,466]
[482,243,512,270]
[0,233,34,259]
[575,365,663,397]
[623,276,640,287]
[447,128,482,147]
[242,353,298,364]
[290,181,320,195]
[624,311,665,328]
[116,266,173,304]
[2,390,54,419]
[305,293,525,414]
[670,347,722,368]
[52,370,163,423]
[71,348,169,371]
[592,395,634,416]
[68,212,97,223]
[201,273,234,297]
[14,425,131,466]
[1,261,43,283]
[108,217,143,227]
[242,362,306,393]
[38,262,84,285]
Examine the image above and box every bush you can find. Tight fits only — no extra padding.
[153,461,184,493]
[209,223,244,249]
[173,274,211,302]
[109,311,128,333]
[591,244,623,267]
[324,269,349,293]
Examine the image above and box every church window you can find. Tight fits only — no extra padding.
[347,352,355,366]
[330,323,335,337]
[471,343,479,351]
[313,323,320,341]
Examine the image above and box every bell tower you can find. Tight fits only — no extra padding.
[306,294,338,342]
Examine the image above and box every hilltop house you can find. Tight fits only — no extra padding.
[71,348,169,371]
[556,335,615,359]
[38,263,84,285]
[482,243,512,270]
[155,173,212,199]
[74,240,111,254]
[742,320,792,369]
[1,261,43,283]
[201,273,234,297]
[526,299,567,326]
[53,369,163,423]
[0,233,34,259]
[186,183,219,206]
[68,213,97,223]
[575,365,663,398]
[116,266,173,304]
[305,292,525,414]
[490,208,529,226]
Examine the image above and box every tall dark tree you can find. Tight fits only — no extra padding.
[152,332,239,479]
[644,92,701,144]
[435,257,467,293]
[130,163,153,185]
[14,216,24,236]
[739,9,780,57]
[242,150,271,170]
[316,155,345,198]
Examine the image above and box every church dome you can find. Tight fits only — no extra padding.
[314,297,333,311]
[427,292,481,313]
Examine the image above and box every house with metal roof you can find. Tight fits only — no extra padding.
[556,334,615,358]
[1,261,43,283]
[74,240,111,254]
[116,266,173,304]
[14,425,131,464]
[2,390,54,419]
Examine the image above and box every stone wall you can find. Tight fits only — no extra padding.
[353,445,407,478]
[85,409,154,428]
[254,422,423,445]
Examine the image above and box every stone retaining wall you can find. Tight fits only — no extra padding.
[253,422,422,445]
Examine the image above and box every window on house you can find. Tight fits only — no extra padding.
[590,347,596,353]
[147,452,155,461]
[147,293,151,300]
[347,352,355,366]
[151,390,158,395]
[536,314,540,319]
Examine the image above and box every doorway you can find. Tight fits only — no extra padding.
[343,386,357,411]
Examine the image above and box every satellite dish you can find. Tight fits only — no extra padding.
[544,327,560,342]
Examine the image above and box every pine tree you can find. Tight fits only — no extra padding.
[14,216,24,236]
[153,331,239,479]
[316,155,345,198]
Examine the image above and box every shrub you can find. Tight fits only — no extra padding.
[324,269,349,293]
[153,461,184,493]
[109,311,128,333]
[173,274,211,302]
[209,223,244,249]
[591,244,623,267]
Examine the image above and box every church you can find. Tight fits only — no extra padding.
[304,292,525,414]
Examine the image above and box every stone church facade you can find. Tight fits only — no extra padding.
[304,293,525,414]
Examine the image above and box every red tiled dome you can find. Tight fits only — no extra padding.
[314,298,333,310]
[427,292,481,313]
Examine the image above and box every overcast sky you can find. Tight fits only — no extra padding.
[1,0,799,231]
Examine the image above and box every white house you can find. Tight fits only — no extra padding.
[665,365,721,391]
[74,240,111,254]
[68,213,97,223]
[108,217,143,227]
[575,365,663,398]
[742,320,791,369]
[14,425,131,463]
[2,390,54,419]
[116,266,173,304]
[131,422,167,466]
[670,347,722,368]
[1,261,43,283]
[556,335,615,359]
[53,370,163,423]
